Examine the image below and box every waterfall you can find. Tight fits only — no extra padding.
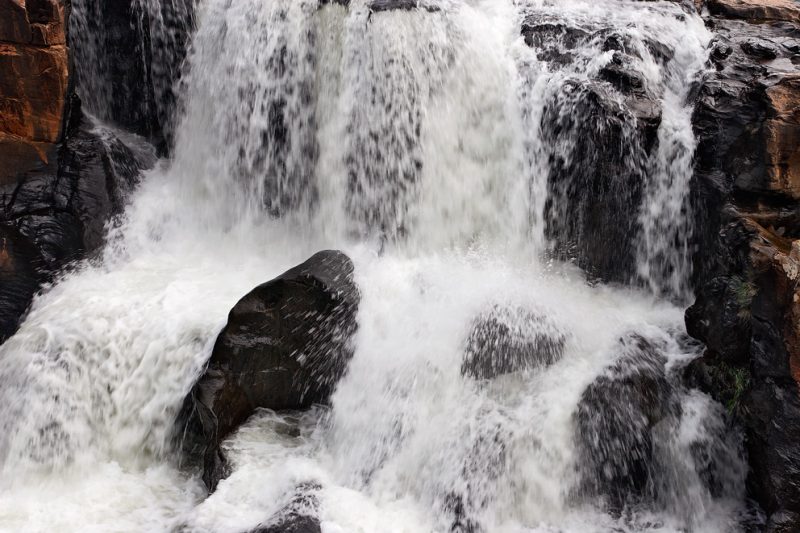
[69,0,195,145]
[0,1,748,532]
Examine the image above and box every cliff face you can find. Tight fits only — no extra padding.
[0,0,150,342]
[0,0,68,185]
[687,0,800,529]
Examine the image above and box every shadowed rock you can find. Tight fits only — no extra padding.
[575,334,677,511]
[0,226,45,342]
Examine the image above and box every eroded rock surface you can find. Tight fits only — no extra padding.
[686,2,800,528]
[0,0,68,185]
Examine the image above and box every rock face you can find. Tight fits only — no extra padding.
[706,0,800,24]
[522,15,663,284]
[0,96,149,342]
[686,1,800,528]
[178,250,359,491]
[0,0,68,185]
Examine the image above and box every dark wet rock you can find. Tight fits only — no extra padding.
[521,14,663,284]
[0,98,148,341]
[0,226,45,343]
[599,52,647,95]
[741,38,781,59]
[461,305,565,380]
[743,379,800,521]
[575,334,677,510]
[686,4,800,528]
[601,29,676,65]
[521,18,590,64]
[369,0,440,13]
[542,79,659,284]
[178,251,359,491]
[249,483,322,533]
[69,0,195,153]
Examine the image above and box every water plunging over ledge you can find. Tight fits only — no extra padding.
[0,1,748,531]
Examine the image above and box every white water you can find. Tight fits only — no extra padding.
[0,1,745,532]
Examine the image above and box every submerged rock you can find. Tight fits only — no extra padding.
[461,304,566,380]
[249,483,322,533]
[575,333,677,511]
[178,250,359,491]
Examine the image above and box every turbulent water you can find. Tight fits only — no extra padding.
[0,0,749,532]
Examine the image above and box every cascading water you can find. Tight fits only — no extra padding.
[0,0,749,532]
[69,0,195,146]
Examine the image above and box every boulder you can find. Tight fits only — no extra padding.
[574,334,677,511]
[248,483,322,533]
[461,304,565,380]
[178,250,359,491]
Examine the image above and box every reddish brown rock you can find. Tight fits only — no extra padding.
[0,42,68,142]
[0,0,68,184]
[764,76,800,200]
[747,221,800,386]
[707,0,800,24]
